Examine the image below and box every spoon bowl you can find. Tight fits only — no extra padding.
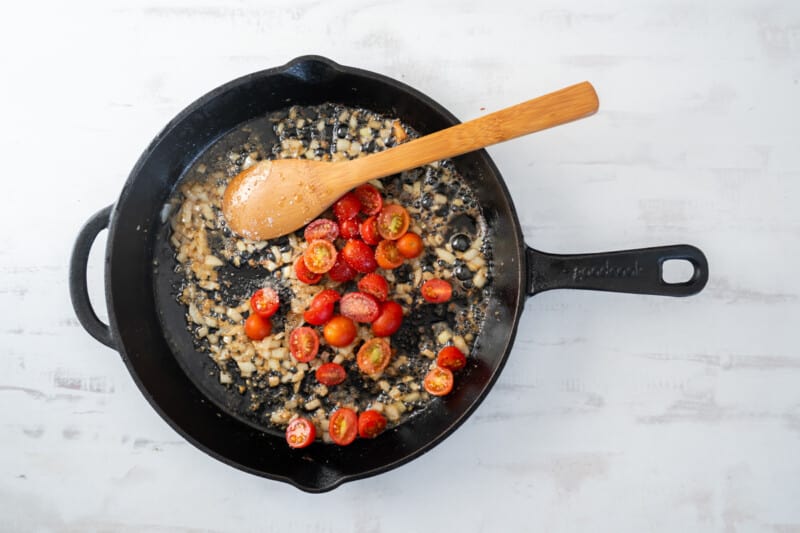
[223,82,599,240]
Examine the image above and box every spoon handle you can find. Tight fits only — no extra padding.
[339,81,599,187]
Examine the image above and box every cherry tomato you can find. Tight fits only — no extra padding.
[396,232,424,259]
[355,184,383,216]
[250,287,280,318]
[377,204,410,240]
[357,338,392,375]
[358,410,387,439]
[303,239,337,274]
[357,273,389,301]
[323,315,357,347]
[295,257,322,285]
[360,216,380,246]
[340,292,380,323]
[341,239,377,273]
[286,417,316,448]
[339,217,360,239]
[244,314,272,340]
[371,301,404,337]
[421,278,452,303]
[327,254,357,283]
[312,288,342,307]
[304,218,339,242]
[375,239,404,269]
[329,407,358,446]
[437,346,467,371]
[315,362,347,386]
[289,327,320,362]
[303,289,341,326]
[424,366,454,396]
[333,192,361,221]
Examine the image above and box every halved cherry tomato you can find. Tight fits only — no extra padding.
[329,407,358,446]
[371,301,403,337]
[424,366,454,396]
[377,204,410,240]
[250,287,279,318]
[327,254,357,283]
[357,273,389,301]
[286,417,316,448]
[358,410,387,439]
[355,184,383,216]
[396,232,424,259]
[375,239,404,269]
[341,239,377,273]
[244,314,272,340]
[360,216,380,246]
[295,257,322,285]
[303,289,341,326]
[315,362,347,386]
[323,315,357,347]
[303,239,337,274]
[340,292,380,323]
[333,192,361,221]
[421,278,452,303]
[437,346,467,371]
[357,338,392,375]
[289,327,320,362]
[304,218,339,242]
[339,217,360,239]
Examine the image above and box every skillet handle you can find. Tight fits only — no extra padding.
[526,244,708,297]
[69,205,115,348]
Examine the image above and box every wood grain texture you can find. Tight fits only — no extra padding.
[1,0,799,531]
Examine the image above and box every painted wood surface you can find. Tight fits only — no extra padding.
[1,0,798,531]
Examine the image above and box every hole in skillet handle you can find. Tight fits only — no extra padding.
[526,244,709,297]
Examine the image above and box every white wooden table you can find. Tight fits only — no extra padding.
[2,1,799,531]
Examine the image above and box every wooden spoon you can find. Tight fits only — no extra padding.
[222,81,598,240]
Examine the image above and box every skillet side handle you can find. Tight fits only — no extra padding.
[526,244,708,297]
[69,205,116,348]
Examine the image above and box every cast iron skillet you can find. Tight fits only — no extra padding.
[69,56,708,492]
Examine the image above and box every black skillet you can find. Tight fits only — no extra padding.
[69,56,708,492]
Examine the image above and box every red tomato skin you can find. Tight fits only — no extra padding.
[302,289,340,326]
[396,232,424,259]
[421,278,452,303]
[333,193,361,221]
[250,287,280,318]
[424,366,454,396]
[323,315,357,347]
[360,216,381,246]
[341,239,378,273]
[289,327,320,362]
[355,184,383,216]
[244,314,272,340]
[371,301,404,337]
[304,219,339,242]
[315,362,347,386]
[286,417,316,448]
[357,273,389,301]
[358,410,387,438]
[339,217,360,239]
[437,346,467,371]
[303,302,333,326]
[340,292,381,323]
[295,258,322,285]
[327,255,357,283]
[329,408,358,445]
